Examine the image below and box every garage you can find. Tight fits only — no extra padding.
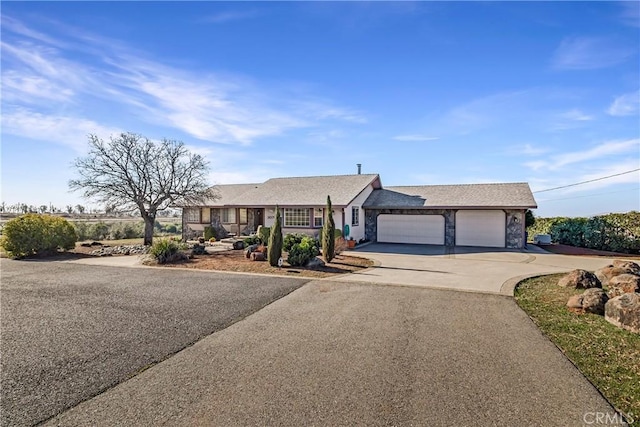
[455,210,506,248]
[377,214,445,244]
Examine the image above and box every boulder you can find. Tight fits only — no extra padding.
[595,264,640,287]
[605,293,640,334]
[233,240,245,250]
[566,288,608,315]
[557,269,601,289]
[250,252,266,261]
[607,274,640,298]
[612,260,640,275]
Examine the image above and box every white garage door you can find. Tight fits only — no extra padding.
[377,215,445,245]
[456,210,505,248]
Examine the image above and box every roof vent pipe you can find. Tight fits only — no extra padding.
[357,164,362,175]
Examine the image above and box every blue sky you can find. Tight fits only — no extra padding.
[1,1,639,217]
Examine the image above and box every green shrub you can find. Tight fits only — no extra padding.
[108,221,144,240]
[88,222,110,240]
[1,214,77,258]
[257,226,271,244]
[322,196,336,263]
[74,222,89,241]
[268,207,283,267]
[526,211,640,254]
[204,226,216,241]
[284,233,308,252]
[287,236,320,266]
[244,236,261,246]
[165,224,178,234]
[149,239,187,264]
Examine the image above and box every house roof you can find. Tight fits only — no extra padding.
[363,183,537,209]
[203,174,381,207]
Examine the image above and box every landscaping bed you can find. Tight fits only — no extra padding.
[160,249,374,278]
[515,274,639,423]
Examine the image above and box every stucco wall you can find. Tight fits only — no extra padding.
[344,184,374,241]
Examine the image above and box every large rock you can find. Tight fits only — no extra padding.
[605,293,640,334]
[595,262,640,287]
[612,260,640,275]
[608,274,640,298]
[566,288,609,315]
[557,269,601,289]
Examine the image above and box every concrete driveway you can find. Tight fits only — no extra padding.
[342,243,639,294]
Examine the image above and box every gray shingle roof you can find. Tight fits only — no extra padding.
[204,174,381,207]
[363,183,537,209]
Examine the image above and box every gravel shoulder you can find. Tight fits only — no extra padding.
[0,258,307,427]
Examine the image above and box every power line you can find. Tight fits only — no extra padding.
[533,168,640,193]
[537,186,640,202]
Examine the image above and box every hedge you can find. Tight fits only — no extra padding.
[1,214,77,258]
[527,211,640,254]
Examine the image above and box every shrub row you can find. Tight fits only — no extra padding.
[527,211,640,254]
[73,220,181,241]
[1,214,77,258]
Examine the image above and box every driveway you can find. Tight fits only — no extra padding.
[342,243,639,294]
[44,281,616,426]
[0,259,307,427]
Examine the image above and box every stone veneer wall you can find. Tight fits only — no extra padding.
[505,209,525,249]
[365,208,527,249]
[365,209,456,247]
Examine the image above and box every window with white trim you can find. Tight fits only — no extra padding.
[221,208,236,223]
[239,208,248,224]
[351,206,360,226]
[314,208,323,227]
[185,208,200,223]
[284,208,310,227]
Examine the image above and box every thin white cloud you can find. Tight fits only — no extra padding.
[506,143,550,157]
[559,109,593,121]
[201,10,258,24]
[524,138,640,171]
[393,135,439,142]
[607,90,640,116]
[551,36,636,70]
[1,108,121,152]
[1,16,366,146]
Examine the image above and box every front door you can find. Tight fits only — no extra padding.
[256,209,264,227]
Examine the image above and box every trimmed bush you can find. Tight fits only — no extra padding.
[268,207,283,267]
[287,236,320,266]
[322,196,336,263]
[284,233,309,252]
[1,214,77,258]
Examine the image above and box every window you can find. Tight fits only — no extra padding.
[239,208,248,224]
[352,206,360,226]
[201,208,211,224]
[284,208,310,227]
[314,208,323,227]
[221,208,236,223]
[185,208,199,223]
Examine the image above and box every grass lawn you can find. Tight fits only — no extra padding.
[515,274,639,424]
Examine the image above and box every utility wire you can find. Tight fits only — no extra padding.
[533,168,640,193]
[537,186,640,202]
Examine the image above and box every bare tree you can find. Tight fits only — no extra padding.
[70,133,214,245]
[75,204,85,214]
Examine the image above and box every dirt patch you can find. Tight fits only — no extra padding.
[536,243,640,258]
[159,249,374,278]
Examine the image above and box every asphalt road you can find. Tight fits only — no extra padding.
[45,280,616,427]
[0,259,307,427]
